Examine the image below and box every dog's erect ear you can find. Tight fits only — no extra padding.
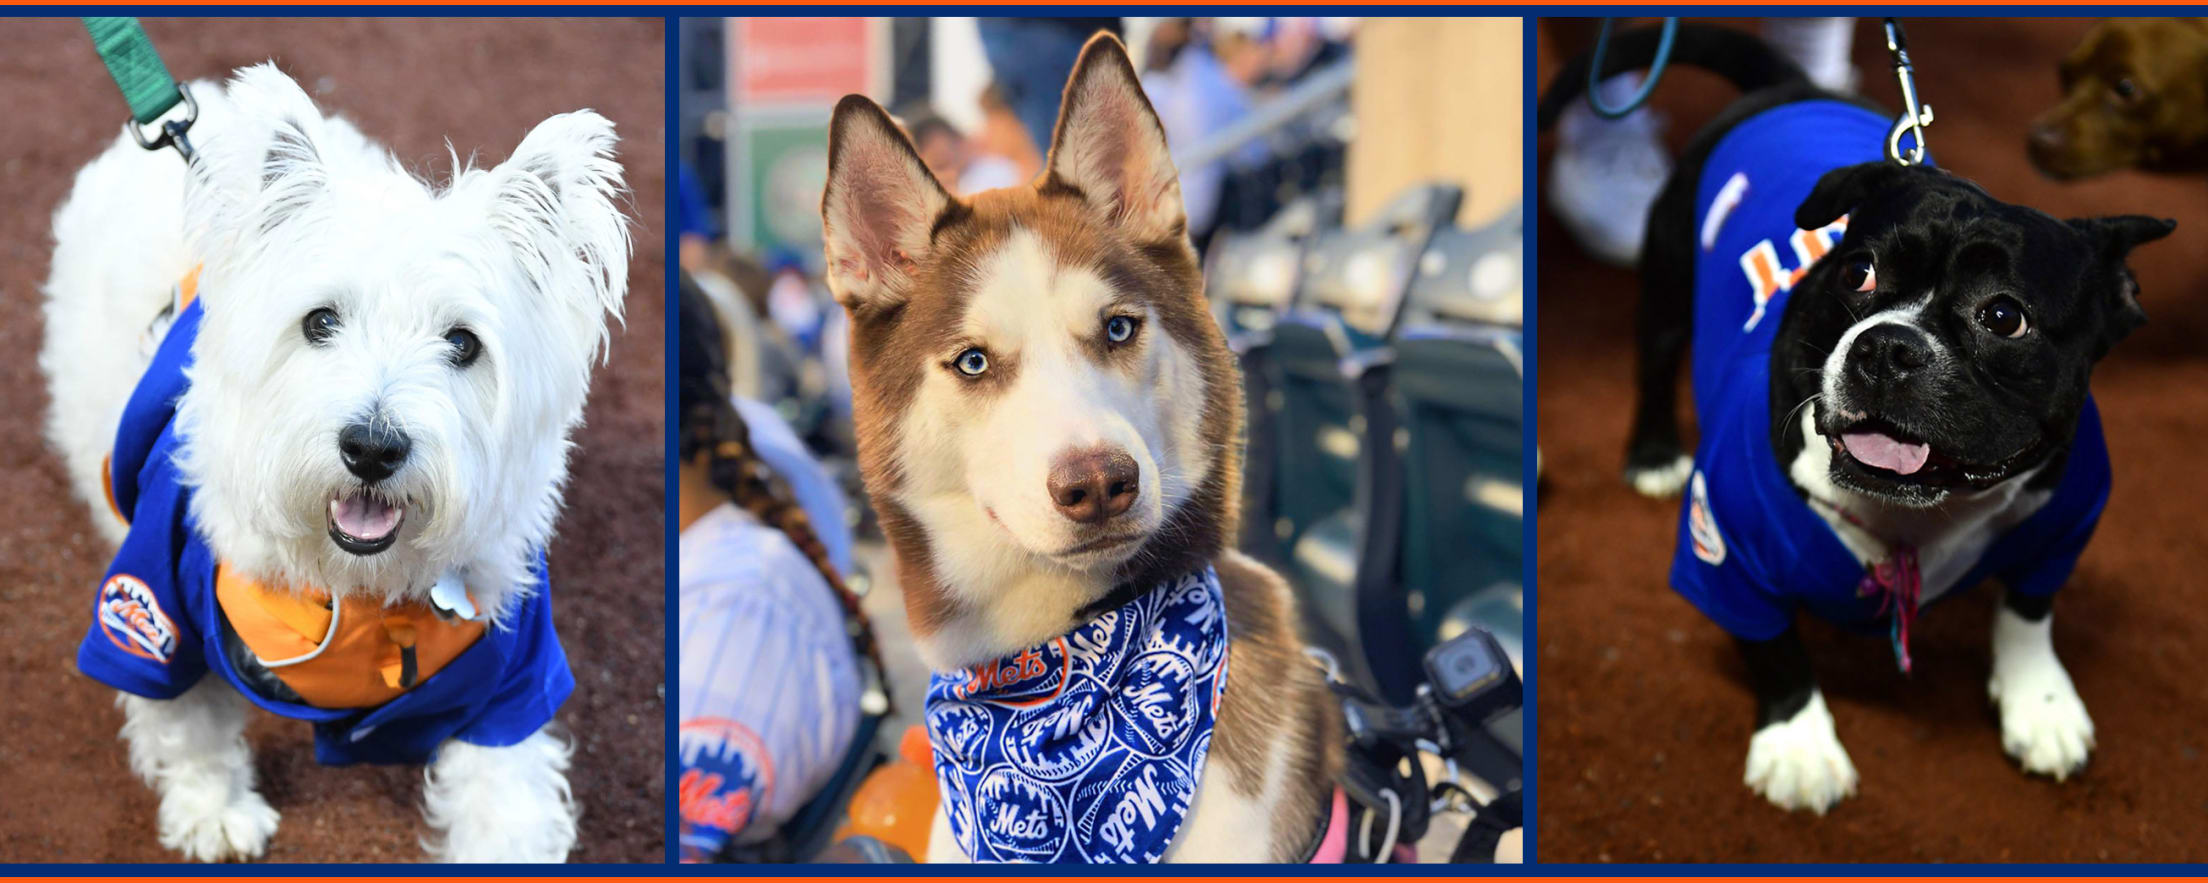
[487,110,633,340]
[2071,214,2176,334]
[1042,33,1186,244]
[1793,162,1915,230]
[186,64,336,255]
[822,95,952,314]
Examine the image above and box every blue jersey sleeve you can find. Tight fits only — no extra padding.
[1669,467,1797,642]
[449,553,575,749]
[77,438,206,699]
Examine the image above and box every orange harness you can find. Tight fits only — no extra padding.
[216,569,486,709]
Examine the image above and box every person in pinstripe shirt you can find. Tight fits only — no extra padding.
[676,279,860,861]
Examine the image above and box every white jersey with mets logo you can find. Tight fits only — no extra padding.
[678,502,861,859]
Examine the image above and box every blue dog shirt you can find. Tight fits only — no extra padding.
[925,567,1228,863]
[76,298,574,765]
[1672,100,2112,644]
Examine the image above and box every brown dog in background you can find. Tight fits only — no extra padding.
[2031,18,2208,179]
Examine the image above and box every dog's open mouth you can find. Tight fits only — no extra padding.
[328,491,404,556]
[1829,419,2046,491]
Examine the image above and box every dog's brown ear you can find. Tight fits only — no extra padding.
[1042,33,1186,243]
[822,95,953,314]
[1792,162,1915,230]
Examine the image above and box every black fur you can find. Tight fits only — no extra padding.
[1549,26,2172,741]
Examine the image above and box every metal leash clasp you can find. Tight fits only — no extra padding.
[128,82,197,163]
[1884,18,1933,166]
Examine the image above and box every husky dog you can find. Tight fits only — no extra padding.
[43,64,627,862]
[821,35,1345,863]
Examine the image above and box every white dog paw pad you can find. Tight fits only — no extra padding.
[1743,692,1858,814]
[1992,672,2095,780]
[159,789,279,862]
[1627,454,1694,499]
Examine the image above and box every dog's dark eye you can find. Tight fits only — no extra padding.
[1104,315,1139,344]
[953,348,989,377]
[1977,296,2030,339]
[2112,78,2139,101]
[445,327,482,367]
[302,308,339,345]
[1840,259,1876,293]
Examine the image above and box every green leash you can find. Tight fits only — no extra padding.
[82,17,196,161]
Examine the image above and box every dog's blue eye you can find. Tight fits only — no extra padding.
[302,308,339,345]
[1105,315,1137,343]
[955,348,989,376]
[446,327,482,367]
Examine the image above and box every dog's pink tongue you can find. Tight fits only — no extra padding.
[1842,431,1931,475]
[330,494,401,540]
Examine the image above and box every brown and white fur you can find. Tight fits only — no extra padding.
[820,35,1342,862]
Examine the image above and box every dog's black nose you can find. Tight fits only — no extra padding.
[1848,323,1932,387]
[339,422,411,483]
[1048,447,1139,525]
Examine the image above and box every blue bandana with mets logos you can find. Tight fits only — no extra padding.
[925,567,1228,863]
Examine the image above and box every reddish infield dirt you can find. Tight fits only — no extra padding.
[1538,18,2208,862]
[0,19,664,862]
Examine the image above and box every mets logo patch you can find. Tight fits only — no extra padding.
[1689,469,1726,566]
[925,567,1228,863]
[677,717,773,862]
[97,574,177,664]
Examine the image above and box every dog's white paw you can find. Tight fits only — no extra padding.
[1743,691,1857,814]
[1990,607,2094,780]
[157,782,279,862]
[1626,453,1694,498]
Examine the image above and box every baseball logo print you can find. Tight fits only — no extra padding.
[1005,682,1113,783]
[1075,755,1197,863]
[924,567,1229,863]
[96,573,176,664]
[677,719,774,861]
[974,766,1070,862]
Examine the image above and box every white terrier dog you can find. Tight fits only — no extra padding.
[41,64,627,862]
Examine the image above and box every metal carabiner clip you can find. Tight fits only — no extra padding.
[1884,18,1934,166]
[128,81,198,164]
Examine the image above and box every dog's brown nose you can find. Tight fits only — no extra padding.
[1047,447,1139,524]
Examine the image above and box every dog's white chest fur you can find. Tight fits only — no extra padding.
[1787,411,2052,601]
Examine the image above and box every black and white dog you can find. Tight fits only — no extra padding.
[1544,25,2174,814]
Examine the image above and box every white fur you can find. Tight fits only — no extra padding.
[1743,689,1858,814]
[1989,604,2095,779]
[893,229,1209,670]
[1788,410,2052,602]
[422,731,580,862]
[45,64,626,863]
[1626,453,1693,499]
[119,679,280,861]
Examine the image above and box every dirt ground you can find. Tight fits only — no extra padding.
[0,19,664,863]
[1535,18,2208,862]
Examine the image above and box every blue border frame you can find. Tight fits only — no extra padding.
[13,9,2208,872]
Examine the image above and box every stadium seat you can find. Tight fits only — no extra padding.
[1373,205,1526,691]
[1267,182,1462,694]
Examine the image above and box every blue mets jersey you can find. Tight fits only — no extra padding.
[1672,100,2112,641]
[76,298,574,765]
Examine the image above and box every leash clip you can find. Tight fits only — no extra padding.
[1883,18,1934,166]
[127,81,197,163]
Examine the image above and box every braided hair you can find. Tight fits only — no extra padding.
[678,274,884,671]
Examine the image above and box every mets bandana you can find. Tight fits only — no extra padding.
[925,567,1229,863]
